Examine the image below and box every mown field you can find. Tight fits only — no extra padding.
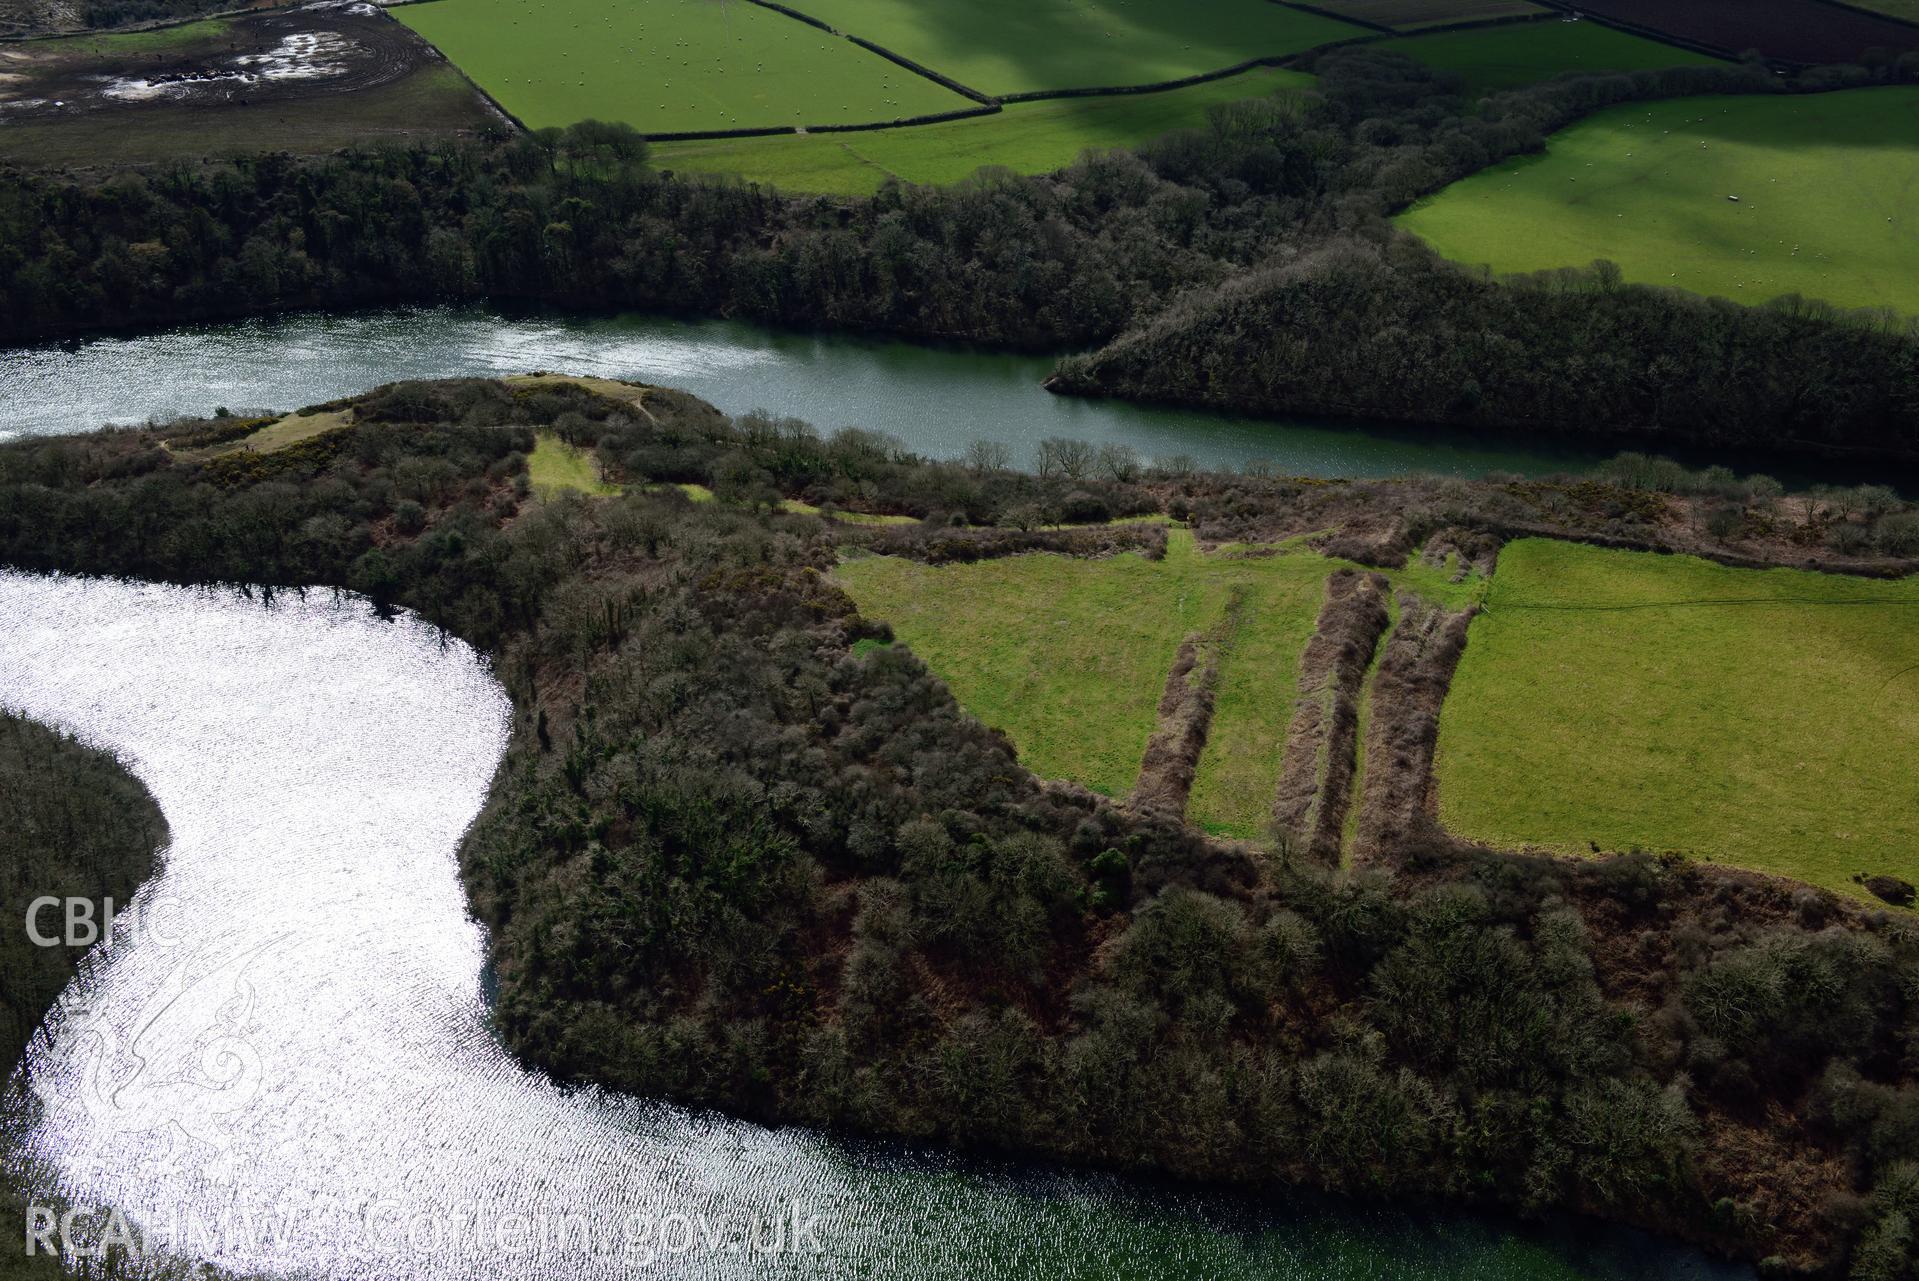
[1382,20,1723,95]
[654,67,1313,194]
[1314,0,1547,32]
[1437,539,1919,899]
[780,0,1361,96]
[1397,87,1919,316]
[395,0,973,132]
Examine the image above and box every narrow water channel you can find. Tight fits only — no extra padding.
[0,307,1625,478]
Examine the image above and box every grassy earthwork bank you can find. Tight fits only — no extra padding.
[1381,19,1725,95]
[1438,538,1919,898]
[1397,85,1919,315]
[653,67,1314,194]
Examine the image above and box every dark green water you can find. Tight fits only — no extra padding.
[0,306,1619,478]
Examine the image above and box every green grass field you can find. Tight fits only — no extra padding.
[1436,540,1919,898]
[778,0,1360,95]
[1314,0,1547,32]
[529,433,620,495]
[1381,20,1722,95]
[1397,87,1919,315]
[838,528,1484,838]
[654,67,1312,193]
[396,0,973,132]
[838,531,1337,834]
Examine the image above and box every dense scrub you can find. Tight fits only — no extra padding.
[10,55,1919,457]
[0,715,166,1074]
[0,380,1913,1278]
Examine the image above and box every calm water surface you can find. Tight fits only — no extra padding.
[0,307,1619,478]
[0,573,1750,1280]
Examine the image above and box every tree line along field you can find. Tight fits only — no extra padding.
[841,525,1912,901]
[1438,539,1919,899]
[653,67,1313,195]
[1397,86,1919,317]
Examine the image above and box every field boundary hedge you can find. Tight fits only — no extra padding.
[739,0,999,104]
[1278,0,1395,36]
[1528,0,1797,65]
[997,42,1376,104]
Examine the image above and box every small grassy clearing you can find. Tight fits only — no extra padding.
[529,433,620,496]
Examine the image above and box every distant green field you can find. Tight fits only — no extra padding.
[1398,87,1919,315]
[1846,0,1919,20]
[1437,540,1919,899]
[783,0,1361,95]
[655,67,1313,194]
[1382,20,1722,94]
[1314,0,1547,32]
[396,0,972,132]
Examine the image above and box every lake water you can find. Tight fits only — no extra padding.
[0,307,1622,479]
[0,572,1751,1281]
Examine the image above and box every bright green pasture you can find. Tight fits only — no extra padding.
[396,0,971,132]
[1437,539,1919,899]
[1381,20,1722,95]
[1398,87,1919,315]
[780,0,1361,96]
[654,67,1312,194]
[529,433,619,495]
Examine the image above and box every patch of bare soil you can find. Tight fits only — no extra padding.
[0,5,433,120]
[1353,591,1477,863]
[1271,569,1390,864]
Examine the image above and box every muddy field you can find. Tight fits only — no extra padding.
[0,4,498,163]
[1569,0,1919,63]
[0,5,445,119]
